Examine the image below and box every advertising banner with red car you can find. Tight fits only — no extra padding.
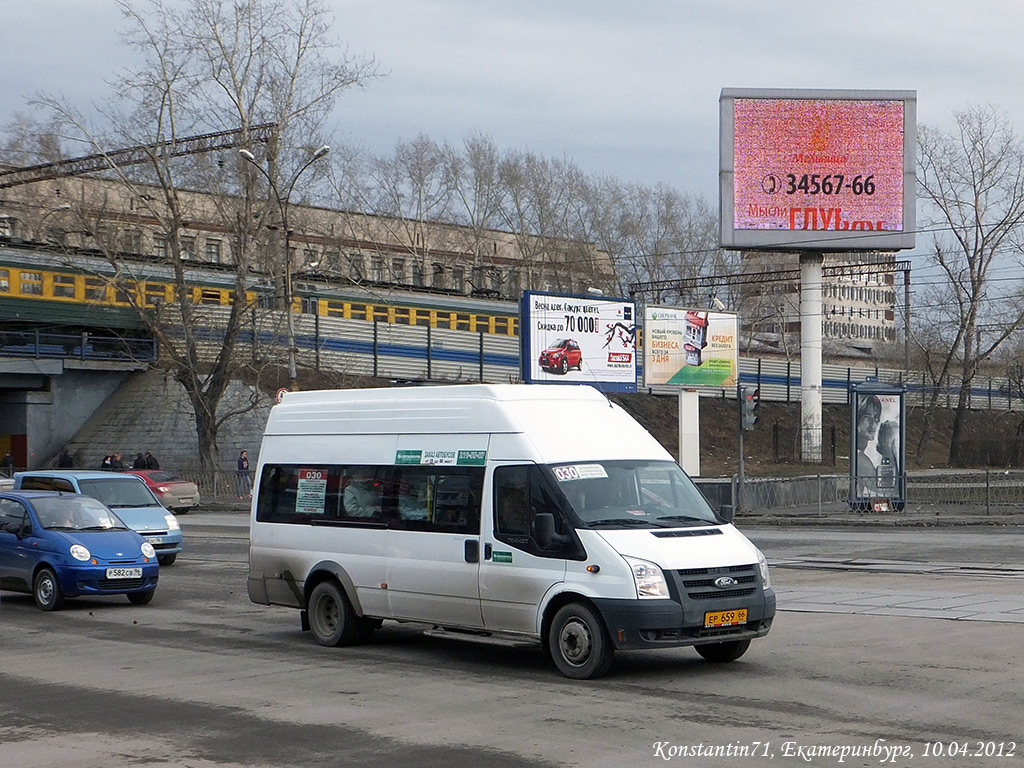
[521,291,636,392]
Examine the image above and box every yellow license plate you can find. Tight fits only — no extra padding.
[704,608,747,628]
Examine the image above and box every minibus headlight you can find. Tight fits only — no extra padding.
[623,556,669,599]
[757,550,771,589]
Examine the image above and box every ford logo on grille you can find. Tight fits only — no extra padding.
[714,576,738,588]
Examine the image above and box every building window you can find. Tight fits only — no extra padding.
[180,236,196,260]
[349,256,364,281]
[0,217,14,237]
[452,266,465,293]
[412,261,424,288]
[153,236,169,259]
[391,258,405,282]
[206,239,222,263]
[432,263,446,289]
[370,257,384,282]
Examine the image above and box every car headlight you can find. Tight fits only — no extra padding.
[141,542,157,559]
[164,514,180,531]
[757,550,771,589]
[623,556,669,599]
[70,544,91,561]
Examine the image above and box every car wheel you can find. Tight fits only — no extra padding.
[308,580,360,647]
[158,553,177,566]
[695,639,751,663]
[576,356,583,370]
[560,357,569,375]
[128,590,155,605]
[548,602,614,679]
[33,567,65,611]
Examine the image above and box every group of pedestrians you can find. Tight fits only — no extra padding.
[98,450,159,471]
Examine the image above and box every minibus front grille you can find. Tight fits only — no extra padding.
[673,564,759,601]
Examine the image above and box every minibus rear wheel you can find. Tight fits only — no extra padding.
[308,580,360,646]
[695,638,750,663]
[548,603,614,679]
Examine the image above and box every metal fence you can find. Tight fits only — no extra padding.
[695,469,1024,516]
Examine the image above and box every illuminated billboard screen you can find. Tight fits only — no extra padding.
[720,88,916,251]
[521,291,636,393]
[644,306,738,388]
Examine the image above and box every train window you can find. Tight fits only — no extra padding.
[0,269,9,293]
[53,274,76,298]
[301,297,318,314]
[454,313,471,331]
[348,303,367,320]
[393,308,411,325]
[199,288,223,305]
[114,281,136,304]
[256,292,274,309]
[413,309,432,327]
[143,283,167,307]
[324,300,344,317]
[19,271,43,295]
[371,306,390,323]
[84,277,107,301]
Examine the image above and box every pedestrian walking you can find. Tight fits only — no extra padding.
[236,450,252,498]
[1,451,14,477]
[144,451,160,470]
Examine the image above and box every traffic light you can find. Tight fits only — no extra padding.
[741,386,759,431]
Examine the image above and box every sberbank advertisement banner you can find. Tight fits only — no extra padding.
[643,306,738,387]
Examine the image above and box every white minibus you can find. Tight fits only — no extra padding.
[247,384,775,679]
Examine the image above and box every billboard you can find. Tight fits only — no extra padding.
[521,291,636,392]
[850,382,906,509]
[644,306,738,387]
[720,88,916,252]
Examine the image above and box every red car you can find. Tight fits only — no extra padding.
[124,470,201,513]
[538,338,583,374]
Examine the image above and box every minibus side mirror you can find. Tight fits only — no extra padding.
[534,512,566,550]
[718,504,734,523]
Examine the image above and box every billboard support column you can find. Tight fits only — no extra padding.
[677,389,700,477]
[800,251,823,462]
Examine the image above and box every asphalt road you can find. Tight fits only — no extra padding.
[2,520,1023,767]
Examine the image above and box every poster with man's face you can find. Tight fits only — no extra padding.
[853,391,903,499]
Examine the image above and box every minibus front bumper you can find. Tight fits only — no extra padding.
[592,589,776,650]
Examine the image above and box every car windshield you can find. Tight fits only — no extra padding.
[546,460,721,529]
[34,496,128,531]
[78,478,162,508]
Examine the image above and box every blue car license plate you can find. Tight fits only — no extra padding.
[106,567,143,579]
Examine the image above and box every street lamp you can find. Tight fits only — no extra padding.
[240,144,330,387]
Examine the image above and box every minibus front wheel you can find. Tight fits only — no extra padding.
[308,580,360,647]
[548,603,614,679]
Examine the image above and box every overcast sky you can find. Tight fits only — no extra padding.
[4,1,1023,247]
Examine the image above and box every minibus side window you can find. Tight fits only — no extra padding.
[256,465,382,525]
[391,466,483,533]
[492,465,584,560]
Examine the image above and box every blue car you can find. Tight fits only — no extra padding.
[14,471,183,565]
[0,490,159,610]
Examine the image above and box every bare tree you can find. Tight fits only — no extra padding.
[916,105,1024,464]
[26,0,377,472]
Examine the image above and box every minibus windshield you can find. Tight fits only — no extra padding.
[546,460,721,528]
